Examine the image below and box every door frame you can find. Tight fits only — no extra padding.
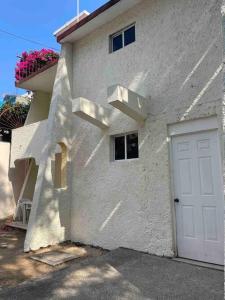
[168,116,222,258]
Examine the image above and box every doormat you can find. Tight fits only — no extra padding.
[30,251,79,266]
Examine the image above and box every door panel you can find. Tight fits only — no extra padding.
[179,159,192,195]
[202,206,217,241]
[182,206,195,238]
[172,130,224,265]
[198,157,214,195]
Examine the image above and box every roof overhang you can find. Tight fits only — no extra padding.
[15,62,58,93]
[57,0,143,43]
[54,11,90,37]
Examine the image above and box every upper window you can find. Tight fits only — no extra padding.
[110,24,136,53]
[113,132,139,161]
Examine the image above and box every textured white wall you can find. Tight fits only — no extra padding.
[0,143,15,220]
[25,91,51,125]
[23,0,223,255]
[24,44,74,251]
[69,0,223,256]
[10,120,48,167]
[23,162,39,200]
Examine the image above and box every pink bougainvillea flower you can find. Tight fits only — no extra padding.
[15,49,59,81]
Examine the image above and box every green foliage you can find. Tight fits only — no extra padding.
[0,101,31,129]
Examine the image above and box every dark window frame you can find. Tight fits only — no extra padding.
[109,23,136,53]
[112,132,139,161]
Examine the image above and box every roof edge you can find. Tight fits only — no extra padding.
[57,0,121,43]
[54,11,90,37]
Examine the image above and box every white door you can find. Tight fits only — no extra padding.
[172,130,224,265]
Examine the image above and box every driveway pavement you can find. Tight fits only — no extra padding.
[0,248,223,299]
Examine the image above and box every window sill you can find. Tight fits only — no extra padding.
[111,158,139,163]
[109,41,136,54]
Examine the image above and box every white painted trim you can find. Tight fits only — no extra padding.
[168,139,178,257]
[53,11,90,36]
[169,116,218,136]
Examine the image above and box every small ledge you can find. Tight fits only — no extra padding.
[72,97,110,129]
[108,85,149,122]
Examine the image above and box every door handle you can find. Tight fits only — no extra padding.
[174,198,180,203]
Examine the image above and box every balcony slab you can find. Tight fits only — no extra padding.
[16,62,58,93]
[72,97,110,129]
[108,85,149,122]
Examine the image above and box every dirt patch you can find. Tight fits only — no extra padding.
[0,222,106,289]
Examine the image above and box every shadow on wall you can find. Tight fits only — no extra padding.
[22,1,223,251]
[22,44,75,250]
[64,0,223,250]
[8,160,27,206]
[0,163,15,220]
[11,53,74,240]
[29,142,71,244]
[70,0,222,165]
[106,0,222,118]
[7,158,39,223]
[0,143,15,220]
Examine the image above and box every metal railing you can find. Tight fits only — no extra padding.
[15,59,58,82]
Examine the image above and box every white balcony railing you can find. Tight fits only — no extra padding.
[16,60,58,83]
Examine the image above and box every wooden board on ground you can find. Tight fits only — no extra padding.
[30,251,82,266]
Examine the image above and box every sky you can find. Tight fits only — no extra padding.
[0,0,107,99]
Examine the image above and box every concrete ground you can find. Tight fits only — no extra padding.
[0,224,105,289]
[0,248,223,300]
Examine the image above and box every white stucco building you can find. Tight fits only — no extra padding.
[9,0,224,266]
